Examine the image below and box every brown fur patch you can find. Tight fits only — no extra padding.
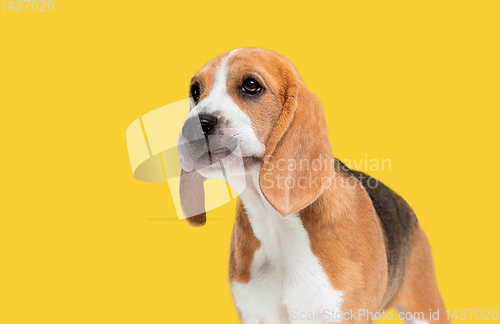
[189,52,230,109]
[228,201,261,284]
[393,227,449,323]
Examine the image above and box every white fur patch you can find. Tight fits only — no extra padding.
[231,165,344,324]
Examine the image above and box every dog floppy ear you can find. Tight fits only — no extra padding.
[259,83,335,216]
[180,169,206,227]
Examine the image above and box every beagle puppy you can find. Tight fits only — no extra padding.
[177,48,447,324]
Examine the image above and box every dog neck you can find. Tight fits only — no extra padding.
[236,161,362,259]
[238,163,311,262]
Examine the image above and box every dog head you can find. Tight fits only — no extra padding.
[178,48,335,226]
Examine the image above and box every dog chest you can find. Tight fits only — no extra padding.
[231,184,344,323]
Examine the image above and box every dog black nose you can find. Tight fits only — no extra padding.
[182,114,218,141]
[199,114,218,135]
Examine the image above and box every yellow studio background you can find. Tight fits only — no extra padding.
[1,1,499,323]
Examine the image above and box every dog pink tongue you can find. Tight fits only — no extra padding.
[211,147,228,154]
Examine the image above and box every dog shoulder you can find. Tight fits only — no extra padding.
[335,159,419,306]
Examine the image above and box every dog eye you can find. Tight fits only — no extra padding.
[241,78,261,94]
[191,84,201,103]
